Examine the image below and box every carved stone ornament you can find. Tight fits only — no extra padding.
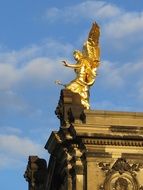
[99,158,142,190]
[24,156,48,190]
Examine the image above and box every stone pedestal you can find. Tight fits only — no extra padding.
[44,90,143,190]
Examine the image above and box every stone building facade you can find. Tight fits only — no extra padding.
[24,89,143,190]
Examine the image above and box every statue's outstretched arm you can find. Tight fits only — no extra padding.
[62,61,82,69]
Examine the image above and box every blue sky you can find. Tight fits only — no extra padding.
[1,0,143,189]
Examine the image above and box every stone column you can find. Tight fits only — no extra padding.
[69,146,84,190]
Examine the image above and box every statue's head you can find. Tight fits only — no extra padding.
[73,50,83,60]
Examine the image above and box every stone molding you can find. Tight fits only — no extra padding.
[82,138,143,147]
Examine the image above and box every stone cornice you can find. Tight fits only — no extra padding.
[82,138,143,147]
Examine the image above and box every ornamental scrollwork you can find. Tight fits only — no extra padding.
[99,158,143,190]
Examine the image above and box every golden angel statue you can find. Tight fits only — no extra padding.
[62,22,100,109]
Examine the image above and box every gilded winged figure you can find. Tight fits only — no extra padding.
[63,22,100,109]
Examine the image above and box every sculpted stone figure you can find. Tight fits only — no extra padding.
[62,22,100,109]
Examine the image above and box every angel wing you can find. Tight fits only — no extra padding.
[82,22,100,66]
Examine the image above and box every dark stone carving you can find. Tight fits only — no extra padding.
[98,162,110,172]
[114,177,128,190]
[112,158,143,175]
[112,158,131,175]
[24,156,48,190]
[99,158,143,176]
[99,158,141,190]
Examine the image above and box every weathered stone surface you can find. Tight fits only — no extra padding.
[24,156,48,190]
[44,90,143,190]
[24,89,143,190]
[55,89,85,126]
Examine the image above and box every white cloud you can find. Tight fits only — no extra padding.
[0,40,73,91]
[0,90,43,116]
[0,153,24,169]
[0,134,43,156]
[0,64,20,90]
[0,126,22,135]
[98,59,143,104]
[0,39,75,117]
[99,60,124,88]
[21,57,59,82]
[89,59,143,111]
[0,134,45,169]
[104,12,143,39]
[44,1,121,22]
[44,1,143,53]
[91,100,133,111]
[23,58,51,81]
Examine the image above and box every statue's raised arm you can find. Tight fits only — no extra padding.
[63,22,100,109]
